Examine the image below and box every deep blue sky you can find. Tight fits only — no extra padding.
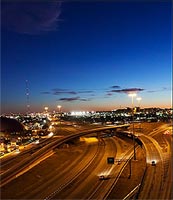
[1,1,172,114]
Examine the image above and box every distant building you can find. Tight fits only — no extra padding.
[0,117,26,153]
[0,117,25,139]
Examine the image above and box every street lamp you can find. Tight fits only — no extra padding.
[128,93,137,107]
[128,93,137,160]
[57,105,62,125]
[57,105,61,113]
[136,97,142,130]
[44,107,48,112]
[136,97,142,107]
[44,107,49,119]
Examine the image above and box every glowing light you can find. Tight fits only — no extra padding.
[97,165,114,177]
[57,105,62,112]
[128,93,137,97]
[146,158,158,164]
[35,140,39,144]
[80,137,98,143]
[71,111,86,116]
[44,107,48,111]
[136,97,142,101]
[15,149,20,154]
[48,132,54,137]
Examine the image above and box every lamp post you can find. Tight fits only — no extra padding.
[57,105,62,125]
[136,97,142,130]
[57,105,61,113]
[128,93,137,160]
[44,106,48,113]
[44,107,49,118]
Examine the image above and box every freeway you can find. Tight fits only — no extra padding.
[0,124,100,173]
[137,123,172,199]
[44,137,118,199]
[43,136,137,200]
[1,131,134,199]
[138,135,164,199]
[1,122,171,199]
[0,124,129,187]
[0,137,56,173]
[18,140,101,199]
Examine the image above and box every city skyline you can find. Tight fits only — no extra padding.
[1,1,172,114]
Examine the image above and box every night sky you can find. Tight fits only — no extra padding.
[1,1,172,114]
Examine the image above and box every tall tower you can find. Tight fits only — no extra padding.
[25,80,30,114]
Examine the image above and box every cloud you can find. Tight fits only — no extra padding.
[50,88,95,95]
[109,88,144,94]
[41,91,50,94]
[110,85,121,89]
[80,98,90,101]
[147,90,156,93]
[53,91,77,95]
[52,88,68,92]
[59,97,80,101]
[58,96,91,102]
[1,1,62,34]
[106,93,113,96]
[52,88,77,95]
[41,88,96,97]
[78,91,94,94]
[162,87,171,91]
[147,87,171,93]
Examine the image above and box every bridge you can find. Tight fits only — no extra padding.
[0,124,130,187]
[75,124,130,136]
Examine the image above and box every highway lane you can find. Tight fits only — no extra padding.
[27,140,102,199]
[1,137,100,199]
[0,126,93,184]
[51,138,117,199]
[1,122,171,199]
[1,124,139,200]
[0,124,91,171]
[0,137,56,172]
[53,124,104,136]
[152,124,172,199]
[0,136,61,182]
[87,143,137,200]
[1,124,129,187]
[137,123,172,200]
[44,139,106,200]
[1,134,129,200]
[49,137,134,199]
[138,135,163,199]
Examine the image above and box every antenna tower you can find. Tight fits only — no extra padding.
[25,80,30,114]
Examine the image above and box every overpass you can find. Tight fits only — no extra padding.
[0,124,130,187]
[74,124,130,136]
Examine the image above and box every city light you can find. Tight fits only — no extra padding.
[136,97,142,102]
[128,93,137,106]
[136,97,142,107]
[1,1,171,199]
[48,132,54,137]
[57,105,61,112]
[44,107,48,112]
